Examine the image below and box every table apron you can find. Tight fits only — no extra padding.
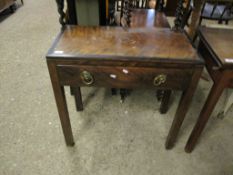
[56,64,194,90]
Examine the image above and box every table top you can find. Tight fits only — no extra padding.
[130,9,170,28]
[199,27,233,68]
[47,25,202,65]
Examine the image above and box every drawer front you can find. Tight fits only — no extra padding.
[57,65,192,90]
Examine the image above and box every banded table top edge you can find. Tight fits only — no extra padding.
[46,25,203,65]
[198,27,233,69]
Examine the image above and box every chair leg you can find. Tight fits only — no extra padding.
[111,88,117,95]
[156,90,163,101]
[10,4,16,13]
[119,88,131,102]
[159,90,172,114]
[218,20,223,24]
[21,0,24,5]
[73,87,83,111]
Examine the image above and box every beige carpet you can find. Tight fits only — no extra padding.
[0,1,233,175]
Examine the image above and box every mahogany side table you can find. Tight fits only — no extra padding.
[185,27,233,153]
[46,26,203,149]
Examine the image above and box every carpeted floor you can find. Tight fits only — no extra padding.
[0,1,233,175]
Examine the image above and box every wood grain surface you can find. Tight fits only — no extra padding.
[47,26,201,64]
[199,27,233,68]
[130,9,171,28]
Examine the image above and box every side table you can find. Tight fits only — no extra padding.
[46,26,204,149]
[185,27,233,153]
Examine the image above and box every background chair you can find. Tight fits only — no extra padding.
[185,0,233,42]
[199,0,233,25]
[131,0,150,8]
[116,0,122,11]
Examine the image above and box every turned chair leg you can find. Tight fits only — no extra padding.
[111,88,117,95]
[159,90,172,114]
[119,88,131,102]
[120,89,127,102]
[156,90,163,101]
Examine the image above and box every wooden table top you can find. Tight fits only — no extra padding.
[199,27,233,68]
[47,26,202,65]
[130,9,170,28]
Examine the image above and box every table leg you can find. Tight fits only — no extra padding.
[185,83,225,153]
[159,90,172,114]
[47,61,74,146]
[165,69,202,149]
[223,90,233,117]
[73,87,83,111]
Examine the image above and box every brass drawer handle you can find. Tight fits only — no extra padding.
[80,71,94,85]
[153,74,167,86]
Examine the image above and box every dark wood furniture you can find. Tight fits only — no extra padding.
[185,27,233,153]
[131,0,150,8]
[118,0,184,16]
[164,0,180,16]
[56,0,193,31]
[120,0,192,31]
[130,9,170,28]
[55,0,111,25]
[187,0,233,36]
[56,0,171,104]
[186,0,205,41]
[118,0,172,108]
[0,0,15,13]
[46,25,203,149]
[199,0,233,25]
[119,0,195,109]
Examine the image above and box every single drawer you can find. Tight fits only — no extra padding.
[57,65,192,90]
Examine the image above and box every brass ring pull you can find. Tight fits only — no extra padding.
[153,74,167,86]
[80,71,94,85]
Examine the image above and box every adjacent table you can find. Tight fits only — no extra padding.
[46,25,203,149]
[185,27,233,153]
